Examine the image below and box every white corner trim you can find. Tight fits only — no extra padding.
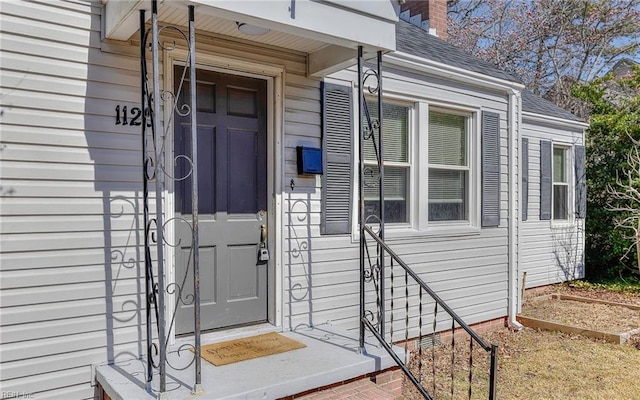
[384,51,526,92]
[508,91,523,330]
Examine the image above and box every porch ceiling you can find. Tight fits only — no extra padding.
[156,4,329,54]
[103,0,398,76]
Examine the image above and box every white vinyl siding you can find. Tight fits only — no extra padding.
[0,2,143,395]
[520,118,586,288]
[0,1,311,397]
[2,1,545,396]
[296,64,513,336]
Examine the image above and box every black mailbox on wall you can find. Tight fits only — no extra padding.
[296,146,323,175]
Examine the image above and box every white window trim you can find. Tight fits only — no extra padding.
[352,95,482,240]
[552,143,574,225]
[424,106,479,231]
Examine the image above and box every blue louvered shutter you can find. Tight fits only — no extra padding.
[522,138,529,221]
[574,145,586,218]
[481,111,500,227]
[540,140,552,220]
[321,82,353,235]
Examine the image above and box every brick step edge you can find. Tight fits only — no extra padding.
[280,367,403,400]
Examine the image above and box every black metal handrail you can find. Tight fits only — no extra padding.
[363,225,498,400]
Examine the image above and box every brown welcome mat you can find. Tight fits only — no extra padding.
[199,332,306,366]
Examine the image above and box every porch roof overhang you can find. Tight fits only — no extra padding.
[102,0,398,77]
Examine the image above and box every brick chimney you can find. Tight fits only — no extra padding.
[399,0,448,40]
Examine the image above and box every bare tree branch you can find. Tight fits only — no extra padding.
[448,0,640,110]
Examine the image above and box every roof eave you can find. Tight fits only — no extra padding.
[522,111,589,129]
[385,51,525,92]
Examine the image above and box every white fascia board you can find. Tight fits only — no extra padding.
[308,44,357,77]
[190,0,397,52]
[322,0,398,22]
[385,51,526,93]
[104,0,397,51]
[308,46,381,77]
[523,112,589,130]
[103,0,146,41]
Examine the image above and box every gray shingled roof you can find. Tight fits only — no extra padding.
[520,89,584,122]
[395,20,584,123]
[395,20,521,84]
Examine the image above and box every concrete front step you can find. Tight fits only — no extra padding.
[96,324,405,400]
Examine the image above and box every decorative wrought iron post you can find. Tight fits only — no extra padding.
[359,48,385,348]
[376,50,385,339]
[140,8,153,388]
[141,1,202,396]
[188,5,203,393]
[358,46,366,352]
[150,1,168,394]
[141,8,150,382]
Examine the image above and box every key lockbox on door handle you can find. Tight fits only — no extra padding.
[258,224,269,263]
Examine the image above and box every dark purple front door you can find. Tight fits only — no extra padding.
[173,66,268,334]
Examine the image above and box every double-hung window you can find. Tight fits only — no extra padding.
[363,100,411,224]
[321,82,497,236]
[553,145,569,220]
[427,109,471,222]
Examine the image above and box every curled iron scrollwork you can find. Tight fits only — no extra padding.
[363,68,380,94]
[287,197,312,302]
[141,10,201,389]
[161,217,192,247]
[363,165,380,189]
[165,344,197,371]
[360,63,385,336]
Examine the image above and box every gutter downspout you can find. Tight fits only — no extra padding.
[509,89,524,330]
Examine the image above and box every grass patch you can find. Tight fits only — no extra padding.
[403,284,640,399]
[488,328,640,400]
[403,328,640,399]
[521,298,640,333]
[571,277,640,294]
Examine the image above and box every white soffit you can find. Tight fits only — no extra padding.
[157,4,328,54]
[103,0,397,53]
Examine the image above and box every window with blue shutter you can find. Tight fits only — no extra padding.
[481,111,500,227]
[321,82,353,235]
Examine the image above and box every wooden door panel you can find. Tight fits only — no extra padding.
[228,244,263,301]
[174,66,268,334]
[227,129,259,214]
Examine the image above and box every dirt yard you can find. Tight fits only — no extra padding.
[521,297,640,333]
[524,282,640,306]
[523,282,640,348]
[402,282,640,399]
